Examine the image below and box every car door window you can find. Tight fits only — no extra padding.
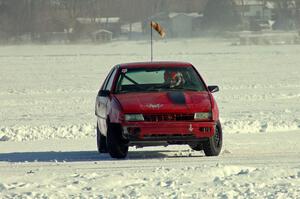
[105,68,117,91]
[101,68,114,90]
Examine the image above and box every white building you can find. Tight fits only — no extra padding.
[235,0,274,20]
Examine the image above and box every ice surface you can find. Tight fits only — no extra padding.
[0,39,300,198]
[0,39,299,141]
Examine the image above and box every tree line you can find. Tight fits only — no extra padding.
[0,0,299,43]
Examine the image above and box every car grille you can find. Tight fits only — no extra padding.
[143,113,194,122]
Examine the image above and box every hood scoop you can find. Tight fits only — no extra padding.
[167,91,186,105]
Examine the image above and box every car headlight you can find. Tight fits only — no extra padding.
[125,114,144,121]
[194,112,211,120]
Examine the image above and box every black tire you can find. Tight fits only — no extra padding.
[107,122,128,159]
[203,121,223,156]
[97,123,108,153]
[189,143,203,151]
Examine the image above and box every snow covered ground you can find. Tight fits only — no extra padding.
[0,38,300,198]
[0,132,300,198]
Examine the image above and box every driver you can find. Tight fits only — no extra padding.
[164,70,185,88]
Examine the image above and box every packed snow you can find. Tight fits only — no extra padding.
[0,38,300,198]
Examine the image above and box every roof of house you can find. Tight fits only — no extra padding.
[76,17,120,24]
[169,12,203,19]
[92,29,113,34]
[234,0,264,6]
[234,0,275,9]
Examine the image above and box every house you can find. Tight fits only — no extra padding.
[235,0,274,30]
[91,29,113,43]
[76,17,121,35]
[75,17,121,37]
[235,0,273,19]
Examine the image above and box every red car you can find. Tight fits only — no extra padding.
[95,61,222,158]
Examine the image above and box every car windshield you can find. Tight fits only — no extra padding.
[114,66,206,93]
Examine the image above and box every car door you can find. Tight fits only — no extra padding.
[96,67,118,136]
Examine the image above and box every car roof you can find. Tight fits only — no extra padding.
[117,61,193,69]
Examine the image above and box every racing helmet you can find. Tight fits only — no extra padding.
[164,70,185,88]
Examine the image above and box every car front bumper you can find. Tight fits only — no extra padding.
[122,121,216,141]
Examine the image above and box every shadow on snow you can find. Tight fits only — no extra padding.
[0,149,203,162]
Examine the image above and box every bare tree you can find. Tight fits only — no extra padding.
[202,0,241,32]
[272,0,297,30]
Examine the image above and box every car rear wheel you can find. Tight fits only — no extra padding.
[203,121,222,156]
[107,122,128,159]
[97,123,108,153]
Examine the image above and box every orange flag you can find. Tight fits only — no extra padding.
[150,21,166,38]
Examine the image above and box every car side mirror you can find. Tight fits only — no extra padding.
[98,90,110,97]
[208,85,219,93]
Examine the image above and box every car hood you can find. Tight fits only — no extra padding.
[114,91,211,113]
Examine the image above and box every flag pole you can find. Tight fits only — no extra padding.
[150,21,165,61]
[150,21,153,62]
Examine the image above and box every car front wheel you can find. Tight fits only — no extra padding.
[107,122,128,159]
[203,121,223,156]
[97,123,108,153]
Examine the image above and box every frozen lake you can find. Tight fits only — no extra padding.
[0,39,300,198]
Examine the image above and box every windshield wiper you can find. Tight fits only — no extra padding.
[166,87,199,92]
[183,88,199,91]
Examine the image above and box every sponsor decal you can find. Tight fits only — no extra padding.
[146,104,163,109]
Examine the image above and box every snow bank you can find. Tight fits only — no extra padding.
[222,118,300,134]
[1,118,299,142]
[0,124,95,142]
